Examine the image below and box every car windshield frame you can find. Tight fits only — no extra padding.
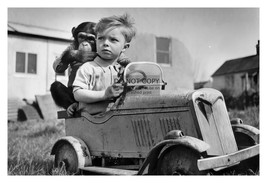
[123,62,167,88]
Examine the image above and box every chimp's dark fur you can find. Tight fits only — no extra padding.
[50,81,76,109]
[50,22,96,109]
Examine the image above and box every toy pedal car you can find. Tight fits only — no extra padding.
[51,62,259,175]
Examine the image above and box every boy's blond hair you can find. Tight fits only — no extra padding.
[95,13,136,43]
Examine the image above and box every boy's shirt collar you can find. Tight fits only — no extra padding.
[94,55,119,67]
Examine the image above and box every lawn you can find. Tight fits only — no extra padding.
[8,119,66,175]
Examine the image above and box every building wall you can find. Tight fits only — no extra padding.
[168,38,194,90]
[8,34,69,100]
[232,73,244,96]
[212,73,244,97]
[126,33,194,90]
[212,75,225,91]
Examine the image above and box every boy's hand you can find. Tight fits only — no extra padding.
[105,84,124,99]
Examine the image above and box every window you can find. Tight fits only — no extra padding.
[16,52,37,74]
[156,37,171,65]
[28,53,37,74]
[15,52,26,73]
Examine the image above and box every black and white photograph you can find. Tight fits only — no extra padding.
[3,0,264,179]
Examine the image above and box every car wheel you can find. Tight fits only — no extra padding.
[156,146,206,175]
[54,143,79,174]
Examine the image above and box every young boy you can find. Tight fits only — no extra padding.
[72,14,136,113]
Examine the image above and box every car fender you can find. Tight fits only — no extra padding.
[232,123,259,143]
[230,118,244,125]
[51,136,92,168]
[137,131,210,175]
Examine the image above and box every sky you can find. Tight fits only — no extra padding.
[7,7,259,82]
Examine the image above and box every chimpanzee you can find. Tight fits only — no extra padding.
[50,22,97,110]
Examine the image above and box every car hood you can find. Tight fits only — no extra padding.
[114,89,194,110]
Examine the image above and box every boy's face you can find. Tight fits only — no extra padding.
[96,27,129,61]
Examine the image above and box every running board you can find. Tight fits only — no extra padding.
[80,166,138,175]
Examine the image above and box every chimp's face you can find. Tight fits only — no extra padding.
[77,32,96,52]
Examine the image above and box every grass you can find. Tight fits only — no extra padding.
[8,119,66,175]
[228,106,259,128]
[7,107,259,175]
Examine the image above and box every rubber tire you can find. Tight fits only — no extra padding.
[54,143,79,174]
[156,146,206,175]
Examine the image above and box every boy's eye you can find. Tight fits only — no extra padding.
[97,37,104,40]
[111,38,118,42]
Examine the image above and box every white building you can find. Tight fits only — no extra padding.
[8,22,71,100]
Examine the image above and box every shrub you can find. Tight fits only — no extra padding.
[220,89,259,110]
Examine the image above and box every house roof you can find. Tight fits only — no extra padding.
[8,21,72,42]
[212,54,259,77]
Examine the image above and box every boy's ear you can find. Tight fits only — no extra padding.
[122,43,130,52]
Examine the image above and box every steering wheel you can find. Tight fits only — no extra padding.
[125,70,148,92]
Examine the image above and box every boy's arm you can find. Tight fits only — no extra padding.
[72,63,106,103]
[73,84,123,103]
[73,88,107,103]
